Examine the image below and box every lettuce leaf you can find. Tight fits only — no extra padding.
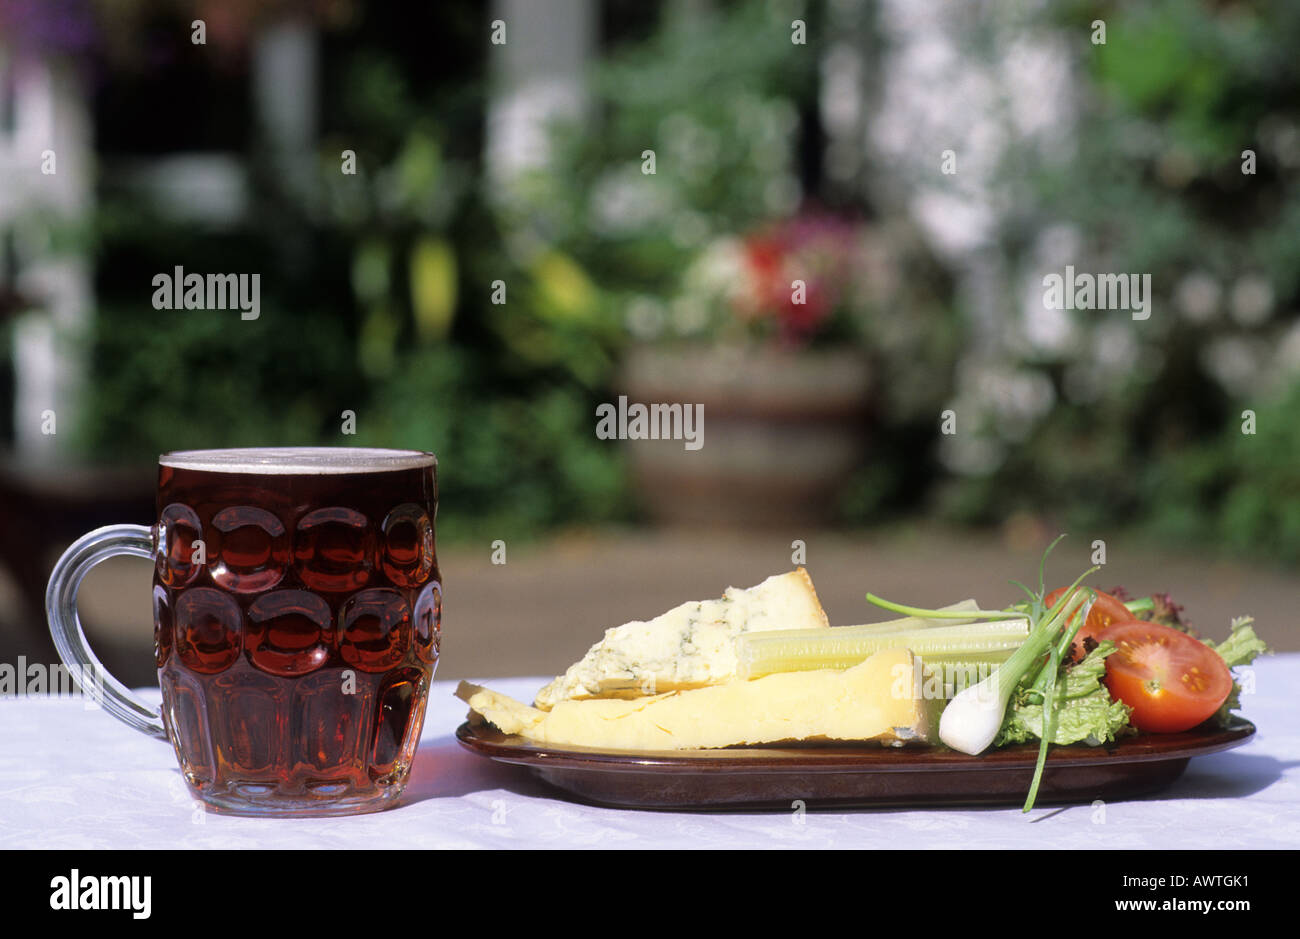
[995,640,1133,747]
[1201,616,1269,728]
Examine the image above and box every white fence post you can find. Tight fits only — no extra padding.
[0,50,93,460]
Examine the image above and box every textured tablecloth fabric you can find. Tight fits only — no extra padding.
[2,655,1296,849]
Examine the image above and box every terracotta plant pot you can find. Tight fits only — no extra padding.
[618,343,871,528]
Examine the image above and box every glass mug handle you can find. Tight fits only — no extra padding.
[45,524,167,740]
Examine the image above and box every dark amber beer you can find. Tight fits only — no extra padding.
[47,447,440,816]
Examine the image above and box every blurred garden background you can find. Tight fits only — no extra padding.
[0,0,1296,684]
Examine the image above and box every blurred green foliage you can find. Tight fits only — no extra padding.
[42,0,1300,561]
[72,7,631,541]
[507,0,817,303]
[938,0,1300,563]
[518,1,961,518]
[1145,382,1300,563]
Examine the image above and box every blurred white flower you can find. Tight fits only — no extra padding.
[1229,275,1273,326]
[1035,223,1083,264]
[625,296,668,341]
[1201,336,1262,397]
[1020,279,1075,355]
[910,190,996,258]
[993,369,1055,442]
[1093,321,1139,373]
[1000,35,1076,152]
[1017,223,1084,355]
[681,237,749,299]
[660,112,721,184]
[1174,271,1221,323]
[952,361,1055,445]
[1275,319,1300,376]
[820,42,863,137]
[588,170,671,236]
[937,401,1006,476]
[1259,116,1300,169]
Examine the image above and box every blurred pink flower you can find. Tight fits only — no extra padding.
[736,209,862,345]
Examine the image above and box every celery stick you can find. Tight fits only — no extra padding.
[748,617,1028,648]
[917,656,1013,702]
[917,648,1014,665]
[737,618,1029,678]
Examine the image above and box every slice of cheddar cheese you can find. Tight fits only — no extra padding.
[459,647,933,751]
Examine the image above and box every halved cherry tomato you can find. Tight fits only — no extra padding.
[1096,620,1232,733]
[1043,587,1138,661]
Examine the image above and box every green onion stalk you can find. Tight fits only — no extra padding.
[936,586,1092,757]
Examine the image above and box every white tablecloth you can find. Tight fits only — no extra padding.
[3,656,1297,849]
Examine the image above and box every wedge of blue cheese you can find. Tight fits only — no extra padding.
[533,568,829,710]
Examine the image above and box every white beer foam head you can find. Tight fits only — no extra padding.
[159,447,436,474]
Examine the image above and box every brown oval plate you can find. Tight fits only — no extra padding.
[455,718,1256,810]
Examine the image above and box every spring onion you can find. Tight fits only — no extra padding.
[936,586,1091,757]
[1023,590,1097,706]
[1124,596,1154,615]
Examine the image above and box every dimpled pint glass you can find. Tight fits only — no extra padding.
[46,447,441,816]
